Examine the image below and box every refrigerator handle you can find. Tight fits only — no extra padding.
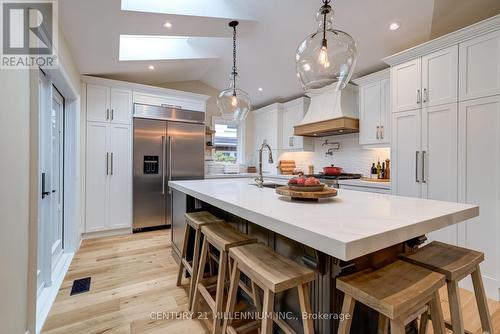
[161,136,166,195]
[168,136,172,194]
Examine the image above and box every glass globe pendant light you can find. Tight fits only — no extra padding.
[296,0,357,92]
[217,21,251,123]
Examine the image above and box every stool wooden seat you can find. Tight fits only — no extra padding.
[337,260,447,334]
[400,241,493,334]
[192,222,257,334]
[223,242,316,334]
[177,212,224,309]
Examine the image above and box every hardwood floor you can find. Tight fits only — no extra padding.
[42,230,500,334]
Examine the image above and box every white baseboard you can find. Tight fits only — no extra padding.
[459,274,500,302]
[82,227,132,240]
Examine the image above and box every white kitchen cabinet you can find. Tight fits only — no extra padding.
[85,121,132,232]
[422,45,458,107]
[132,91,205,112]
[457,95,500,299]
[86,84,132,125]
[391,109,421,198]
[355,69,390,146]
[339,184,390,194]
[252,103,282,151]
[459,30,500,101]
[392,46,458,112]
[282,97,313,151]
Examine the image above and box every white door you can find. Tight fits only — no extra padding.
[110,88,132,124]
[108,124,132,229]
[458,95,500,298]
[359,81,382,145]
[85,122,109,232]
[379,78,391,144]
[422,103,458,245]
[459,30,500,101]
[50,88,65,266]
[391,109,422,197]
[86,84,110,122]
[422,46,458,107]
[392,58,422,112]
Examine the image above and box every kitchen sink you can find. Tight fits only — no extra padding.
[250,182,283,189]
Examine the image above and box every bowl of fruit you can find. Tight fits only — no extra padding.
[287,176,325,192]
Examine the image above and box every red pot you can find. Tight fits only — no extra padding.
[323,165,344,176]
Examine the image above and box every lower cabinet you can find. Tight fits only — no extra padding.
[85,121,132,232]
[339,184,390,194]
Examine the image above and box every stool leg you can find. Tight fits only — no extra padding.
[298,283,314,334]
[378,314,389,334]
[447,279,465,334]
[213,250,228,334]
[176,224,190,286]
[261,289,275,334]
[428,291,446,334]
[418,311,429,334]
[471,266,493,333]
[252,281,262,312]
[338,294,355,334]
[389,319,406,334]
[191,238,208,313]
[188,229,201,310]
[222,260,241,334]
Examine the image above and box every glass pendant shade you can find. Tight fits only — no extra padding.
[296,4,357,92]
[217,74,251,122]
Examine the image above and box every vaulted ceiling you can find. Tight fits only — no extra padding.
[59,0,500,107]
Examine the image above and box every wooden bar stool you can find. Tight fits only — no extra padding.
[176,211,224,309]
[223,242,316,334]
[400,241,493,334]
[192,222,257,334]
[337,260,447,334]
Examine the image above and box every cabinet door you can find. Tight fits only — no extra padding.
[282,103,311,150]
[391,59,422,112]
[458,96,500,296]
[110,88,132,124]
[87,84,110,122]
[379,78,391,144]
[422,103,458,245]
[459,30,500,101]
[422,45,458,107]
[253,108,279,150]
[359,81,382,145]
[391,109,422,197]
[85,122,109,232]
[108,124,132,229]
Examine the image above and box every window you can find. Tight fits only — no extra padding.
[213,122,238,163]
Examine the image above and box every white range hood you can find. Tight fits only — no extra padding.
[294,83,359,137]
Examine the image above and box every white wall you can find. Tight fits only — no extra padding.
[0,69,33,334]
[278,134,390,176]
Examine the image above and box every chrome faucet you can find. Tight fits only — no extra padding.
[255,140,274,188]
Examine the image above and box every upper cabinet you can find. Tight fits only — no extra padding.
[252,103,283,152]
[459,30,500,101]
[391,46,458,112]
[354,69,390,146]
[86,83,132,124]
[282,97,314,151]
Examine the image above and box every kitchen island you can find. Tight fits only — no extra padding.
[168,178,478,333]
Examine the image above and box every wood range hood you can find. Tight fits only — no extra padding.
[294,84,359,137]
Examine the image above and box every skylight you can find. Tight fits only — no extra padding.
[119,35,221,61]
[121,0,254,20]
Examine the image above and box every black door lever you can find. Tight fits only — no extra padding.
[41,173,50,199]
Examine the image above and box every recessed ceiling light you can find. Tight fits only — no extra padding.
[163,22,172,28]
[258,87,263,92]
[389,22,400,31]
[148,65,155,70]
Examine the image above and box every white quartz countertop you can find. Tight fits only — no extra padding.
[169,179,478,261]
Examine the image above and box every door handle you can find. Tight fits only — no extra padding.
[106,152,109,175]
[380,126,384,140]
[416,90,421,104]
[168,136,172,194]
[41,172,50,198]
[423,88,428,103]
[110,152,114,175]
[376,126,380,140]
[106,109,109,120]
[415,151,420,183]
[111,109,114,121]
[421,150,426,183]
[161,136,166,195]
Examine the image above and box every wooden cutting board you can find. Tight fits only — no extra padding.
[276,186,337,200]
[279,160,296,175]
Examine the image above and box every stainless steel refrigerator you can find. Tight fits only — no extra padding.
[133,104,205,232]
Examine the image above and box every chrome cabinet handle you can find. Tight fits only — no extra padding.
[422,150,426,183]
[161,136,165,195]
[106,109,109,120]
[416,90,421,104]
[380,126,384,140]
[289,136,294,147]
[423,88,428,103]
[415,151,420,183]
[168,136,172,194]
[110,152,114,175]
[111,109,114,121]
[161,103,182,109]
[106,152,109,175]
[376,126,380,140]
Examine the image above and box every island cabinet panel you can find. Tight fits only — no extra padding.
[458,95,500,299]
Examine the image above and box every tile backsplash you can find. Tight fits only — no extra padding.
[278,133,390,177]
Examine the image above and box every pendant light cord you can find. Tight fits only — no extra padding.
[321,0,331,47]
[232,24,237,96]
